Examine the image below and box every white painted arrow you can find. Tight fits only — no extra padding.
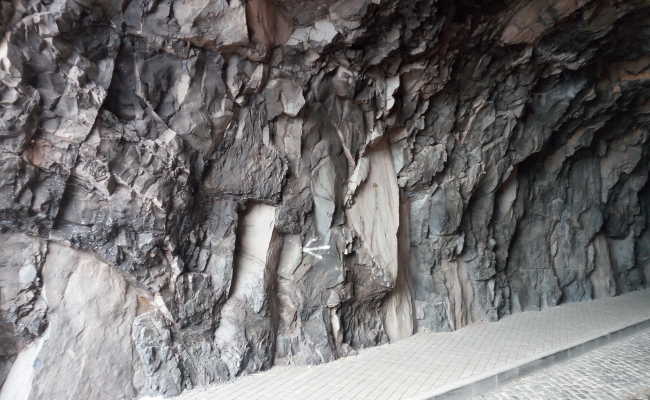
[302,238,331,260]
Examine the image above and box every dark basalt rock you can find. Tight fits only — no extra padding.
[1,0,650,398]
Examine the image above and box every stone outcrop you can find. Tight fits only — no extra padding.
[1,0,649,398]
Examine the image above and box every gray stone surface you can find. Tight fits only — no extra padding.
[1,0,650,398]
[474,329,650,400]
[1,239,139,400]
[140,289,650,400]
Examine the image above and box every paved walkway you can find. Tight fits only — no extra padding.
[473,328,650,400]
[145,289,650,400]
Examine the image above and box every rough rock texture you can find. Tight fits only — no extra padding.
[1,239,139,400]
[1,0,650,398]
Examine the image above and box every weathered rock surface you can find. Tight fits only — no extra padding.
[1,0,650,398]
[1,237,138,400]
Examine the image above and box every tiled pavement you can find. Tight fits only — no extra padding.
[473,328,650,400]
[145,289,650,400]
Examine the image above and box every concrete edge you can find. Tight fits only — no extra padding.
[410,317,650,400]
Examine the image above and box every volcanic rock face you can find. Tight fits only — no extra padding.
[1,0,650,398]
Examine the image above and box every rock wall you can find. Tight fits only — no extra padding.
[1,0,649,398]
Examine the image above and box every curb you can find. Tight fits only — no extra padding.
[410,317,650,400]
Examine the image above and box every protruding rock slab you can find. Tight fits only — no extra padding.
[215,203,281,377]
[382,196,414,342]
[1,243,138,400]
[346,139,400,286]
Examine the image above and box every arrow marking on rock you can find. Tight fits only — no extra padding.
[302,240,330,260]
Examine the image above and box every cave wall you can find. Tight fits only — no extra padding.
[1,0,650,398]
